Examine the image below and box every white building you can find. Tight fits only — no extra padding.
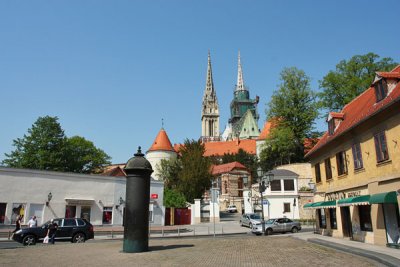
[0,167,165,226]
[254,169,300,220]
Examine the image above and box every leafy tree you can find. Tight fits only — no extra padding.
[163,188,187,208]
[319,53,397,112]
[3,116,67,171]
[157,139,213,203]
[3,116,111,173]
[264,67,319,164]
[64,136,111,174]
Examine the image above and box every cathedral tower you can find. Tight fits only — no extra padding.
[201,51,220,142]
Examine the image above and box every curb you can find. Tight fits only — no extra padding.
[308,238,400,267]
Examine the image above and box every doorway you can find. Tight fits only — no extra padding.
[341,206,353,239]
[382,203,400,244]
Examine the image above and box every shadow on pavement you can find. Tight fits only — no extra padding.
[150,244,194,251]
[219,212,241,222]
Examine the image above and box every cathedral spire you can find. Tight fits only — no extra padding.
[201,51,220,142]
[236,51,246,91]
[205,50,215,96]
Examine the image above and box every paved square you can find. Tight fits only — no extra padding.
[0,236,382,266]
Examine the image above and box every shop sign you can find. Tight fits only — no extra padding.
[326,192,345,201]
[347,191,361,197]
[151,194,158,199]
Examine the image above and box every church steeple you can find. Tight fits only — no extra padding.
[236,51,246,92]
[201,51,220,142]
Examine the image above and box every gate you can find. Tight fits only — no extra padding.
[165,208,191,225]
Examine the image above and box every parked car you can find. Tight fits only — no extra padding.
[13,218,94,246]
[251,218,301,235]
[227,205,238,213]
[240,213,261,228]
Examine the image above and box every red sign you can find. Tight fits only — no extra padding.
[151,194,158,199]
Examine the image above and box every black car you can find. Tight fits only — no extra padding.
[13,218,94,246]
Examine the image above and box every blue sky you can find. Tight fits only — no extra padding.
[1,1,399,164]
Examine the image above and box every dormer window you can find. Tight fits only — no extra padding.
[374,78,388,102]
[328,120,335,135]
[327,112,344,136]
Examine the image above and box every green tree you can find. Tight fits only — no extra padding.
[64,136,111,174]
[3,116,67,171]
[157,139,213,204]
[265,67,319,164]
[319,53,397,112]
[163,188,187,208]
[3,116,111,173]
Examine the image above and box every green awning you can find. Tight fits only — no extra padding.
[337,195,370,207]
[369,191,398,204]
[310,200,336,209]
[304,202,314,208]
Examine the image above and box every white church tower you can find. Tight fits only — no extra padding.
[201,51,220,142]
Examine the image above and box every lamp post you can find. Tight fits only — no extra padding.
[257,169,275,235]
[308,181,316,233]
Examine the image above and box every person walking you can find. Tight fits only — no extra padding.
[46,219,58,244]
[28,216,37,228]
[11,215,23,238]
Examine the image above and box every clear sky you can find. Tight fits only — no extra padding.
[1,1,399,164]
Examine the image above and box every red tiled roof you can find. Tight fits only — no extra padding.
[100,165,126,176]
[204,139,256,157]
[328,112,344,120]
[211,161,248,175]
[257,121,272,140]
[377,72,400,79]
[148,128,174,152]
[306,65,400,158]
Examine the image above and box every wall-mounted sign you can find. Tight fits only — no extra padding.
[326,192,345,201]
[151,194,158,199]
[347,191,361,197]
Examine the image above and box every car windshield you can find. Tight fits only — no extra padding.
[249,214,261,220]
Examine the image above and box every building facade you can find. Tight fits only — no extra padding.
[0,167,165,226]
[305,66,400,247]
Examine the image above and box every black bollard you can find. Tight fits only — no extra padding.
[123,146,153,253]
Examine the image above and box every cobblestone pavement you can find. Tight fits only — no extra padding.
[0,235,383,267]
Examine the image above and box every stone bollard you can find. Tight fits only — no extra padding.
[123,147,153,253]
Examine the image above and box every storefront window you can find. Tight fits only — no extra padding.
[0,203,6,224]
[65,205,76,218]
[11,203,25,224]
[81,206,91,222]
[359,205,372,231]
[103,207,113,224]
[318,209,326,229]
[329,208,337,229]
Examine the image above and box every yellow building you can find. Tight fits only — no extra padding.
[305,65,400,248]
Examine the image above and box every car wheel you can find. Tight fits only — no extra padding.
[72,233,86,243]
[265,228,273,236]
[22,235,36,246]
[291,227,299,233]
[249,223,253,229]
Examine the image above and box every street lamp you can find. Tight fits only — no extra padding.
[257,169,275,235]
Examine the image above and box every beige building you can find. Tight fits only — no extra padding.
[305,66,400,247]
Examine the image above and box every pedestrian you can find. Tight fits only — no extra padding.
[11,215,23,238]
[28,216,37,228]
[46,219,58,244]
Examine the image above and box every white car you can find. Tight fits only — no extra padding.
[240,213,261,228]
[227,205,238,213]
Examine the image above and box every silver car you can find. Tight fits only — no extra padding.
[252,218,301,235]
[240,213,261,228]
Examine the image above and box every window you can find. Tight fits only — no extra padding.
[359,205,372,231]
[328,120,335,135]
[77,219,85,226]
[63,218,77,227]
[102,207,113,224]
[375,79,388,102]
[80,207,91,222]
[317,209,326,229]
[283,203,291,213]
[315,163,321,183]
[283,180,295,191]
[0,203,6,224]
[352,143,363,169]
[374,131,389,162]
[336,151,348,176]
[325,158,332,180]
[329,208,337,229]
[270,180,281,191]
[11,203,25,224]
[65,205,76,218]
